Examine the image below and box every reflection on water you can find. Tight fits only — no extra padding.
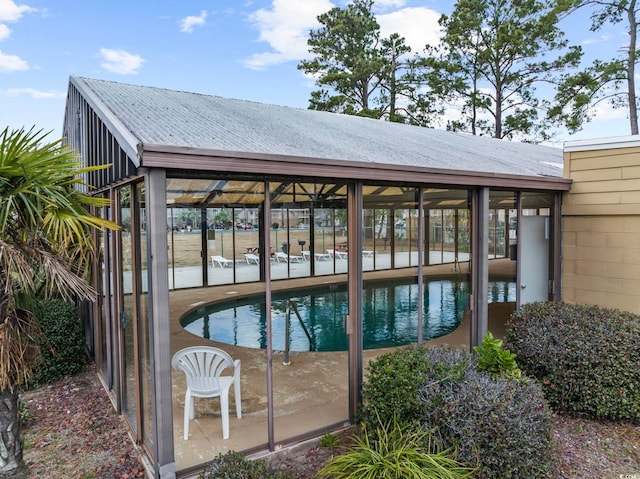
[181,277,515,352]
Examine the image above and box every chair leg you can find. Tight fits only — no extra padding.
[220,392,230,440]
[183,391,192,440]
[234,378,242,419]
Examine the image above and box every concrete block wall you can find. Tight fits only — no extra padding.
[563,137,640,315]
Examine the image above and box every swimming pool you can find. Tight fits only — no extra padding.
[181,277,515,352]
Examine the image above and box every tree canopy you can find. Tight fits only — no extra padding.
[424,0,582,140]
[298,0,587,140]
[550,0,640,134]
[297,0,433,123]
[298,0,384,117]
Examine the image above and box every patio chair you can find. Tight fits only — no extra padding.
[171,346,242,440]
[275,251,303,262]
[211,255,233,268]
[327,249,347,260]
[244,253,260,264]
[335,250,348,260]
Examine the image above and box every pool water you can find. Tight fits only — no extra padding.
[181,278,515,352]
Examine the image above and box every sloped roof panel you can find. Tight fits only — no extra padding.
[72,76,563,179]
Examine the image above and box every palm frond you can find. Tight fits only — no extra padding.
[0,309,42,392]
[0,126,119,392]
[0,241,35,299]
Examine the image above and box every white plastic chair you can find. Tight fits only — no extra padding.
[171,346,241,440]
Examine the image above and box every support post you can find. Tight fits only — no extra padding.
[471,187,489,347]
[147,169,176,478]
[347,182,363,422]
[264,182,274,450]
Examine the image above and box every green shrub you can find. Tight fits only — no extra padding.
[361,346,554,478]
[358,345,469,432]
[318,416,476,479]
[418,346,554,478]
[474,331,521,379]
[506,301,640,423]
[32,299,87,386]
[198,451,292,479]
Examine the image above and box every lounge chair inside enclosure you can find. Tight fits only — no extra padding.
[244,253,260,264]
[211,255,233,268]
[171,346,242,440]
[275,251,303,262]
[327,249,347,260]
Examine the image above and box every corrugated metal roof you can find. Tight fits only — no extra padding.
[72,76,564,179]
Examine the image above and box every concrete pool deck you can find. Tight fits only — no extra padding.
[168,257,516,473]
[166,251,472,289]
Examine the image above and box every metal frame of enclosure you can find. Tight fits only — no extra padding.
[63,76,571,479]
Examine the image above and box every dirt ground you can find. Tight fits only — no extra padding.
[19,365,640,479]
[19,365,145,479]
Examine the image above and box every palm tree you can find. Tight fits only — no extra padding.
[0,127,118,474]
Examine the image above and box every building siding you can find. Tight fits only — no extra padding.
[562,142,640,314]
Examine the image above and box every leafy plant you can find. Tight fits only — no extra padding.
[0,127,118,475]
[506,301,640,423]
[18,401,32,423]
[198,451,292,479]
[421,363,554,478]
[318,416,475,479]
[361,346,554,478]
[320,432,342,449]
[358,345,465,433]
[31,299,87,387]
[474,331,521,379]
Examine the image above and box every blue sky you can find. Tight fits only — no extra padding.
[0,0,634,147]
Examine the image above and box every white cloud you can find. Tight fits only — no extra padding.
[0,0,36,22]
[378,7,442,54]
[581,34,614,46]
[99,48,144,75]
[180,10,207,33]
[373,0,407,10]
[5,87,65,98]
[590,101,629,121]
[244,0,334,70]
[0,0,37,43]
[244,2,444,70]
[0,49,27,71]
